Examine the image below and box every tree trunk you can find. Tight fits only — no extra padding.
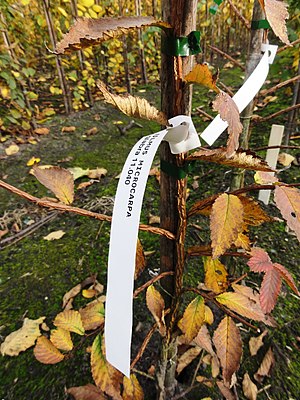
[284,59,300,144]
[135,0,148,84]
[230,0,264,190]
[158,1,197,398]
[42,0,72,114]
[118,0,132,94]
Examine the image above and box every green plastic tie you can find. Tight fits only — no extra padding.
[251,19,271,30]
[161,31,202,56]
[209,5,218,14]
[160,160,187,179]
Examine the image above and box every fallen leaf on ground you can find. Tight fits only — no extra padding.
[27,157,41,166]
[34,127,50,135]
[5,144,19,155]
[88,168,107,179]
[68,167,90,180]
[86,127,98,135]
[61,126,76,132]
[43,230,65,241]
[0,317,45,356]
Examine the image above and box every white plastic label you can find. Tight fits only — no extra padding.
[105,116,199,376]
[201,44,277,145]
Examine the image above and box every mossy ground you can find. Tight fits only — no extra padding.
[0,66,299,400]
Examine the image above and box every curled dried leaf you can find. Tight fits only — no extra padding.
[185,63,220,93]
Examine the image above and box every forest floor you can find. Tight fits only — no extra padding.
[0,73,300,400]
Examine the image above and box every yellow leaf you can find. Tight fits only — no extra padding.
[82,289,98,298]
[89,9,98,18]
[185,63,219,93]
[123,374,144,400]
[135,239,146,279]
[87,167,107,179]
[178,296,205,343]
[43,230,65,241]
[91,335,122,399]
[50,328,73,351]
[54,310,85,335]
[215,292,266,321]
[238,195,271,228]
[33,165,74,204]
[61,126,76,132]
[58,6,68,17]
[254,171,277,185]
[98,81,168,125]
[210,194,244,259]
[213,316,242,384]
[277,152,295,166]
[79,300,105,331]
[234,232,251,250]
[242,373,258,400]
[146,285,166,336]
[92,5,103,13]
[79,0,94,6]
[21,0,30,4]
[204,305,214,325]
[0,317,45,356]
[203,256,228,294]
[34,335,64,364]
[27,156,40,166]
[5,144,19,156]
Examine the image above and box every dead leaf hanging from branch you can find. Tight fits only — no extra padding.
[55,16,171,54]
[259,0,290,45]
[212,91,243,157]
[98,81,168,125]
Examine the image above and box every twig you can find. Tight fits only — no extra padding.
[208,45,245,70]
[0,211,58,249]
[219,81,234,96]
[130,323,158,370]
[117,119,143,136]
[171,383,201,400]
[278,38,300,53]
[191,351,204,387]
[131,368,155,381]
[260,75,300,97]
[230,273,248,285]
[0,180,175,240]
[194,107,213,121]
[133,271,174,298]
[253,144,300,151]
[227,0,251,30]
[253,104,300,123]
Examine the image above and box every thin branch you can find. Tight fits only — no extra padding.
[194,107,213,121]
[253,104,300,123]
[133,271,174,298]
[278,38,300,53]
[219,81,234,97]
[131,368,155,381]
[227,0,251,30]
[260,75,300,97]
[130,322,158,370]
[253,144,300,151]
[208,45,245,70]
[0,180,175,240]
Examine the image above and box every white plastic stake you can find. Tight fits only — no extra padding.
[258,124,284,205]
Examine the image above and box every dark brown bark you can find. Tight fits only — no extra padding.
[158,0,197,398]
[135,0,148,84]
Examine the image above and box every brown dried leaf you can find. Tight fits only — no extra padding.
[264,0,290,45]
[79,300,105,331]
[184,63,220,93]
[188,148,273,171]
[249,330,268,356]
[98,81,168,125]
[217,381,236,400]
[43,230,65,241]
[203,256,228,294]
[254,171,277,184]
[67,384,106,400]
[146,285,166,336]
[254,347,275,383]
[54,310,85,335]
[62,277,96,309]
[194,325,216,357]
[50,328,73,351]
[260,268,282,313]
[5,144,19,155]
[212,91,243,157]
[210,194,244,259]
[242,373,258,400]
[274,185,300,242]
[122,374,144,400]
[213,316,242,385]
[277,152,295,166]
[135,239,146,279]
[87,168,107,179]
[91,334,122,400]
[177,347,202,374]
[238,195,271,228]
[61,126,76,132]
[33,335,64,364]
[55,17,170,54]
[0,317,45,356]
[34,127,50,135]
[33,165,74,205]
[234,232,251,250]
[178,296,205,343]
